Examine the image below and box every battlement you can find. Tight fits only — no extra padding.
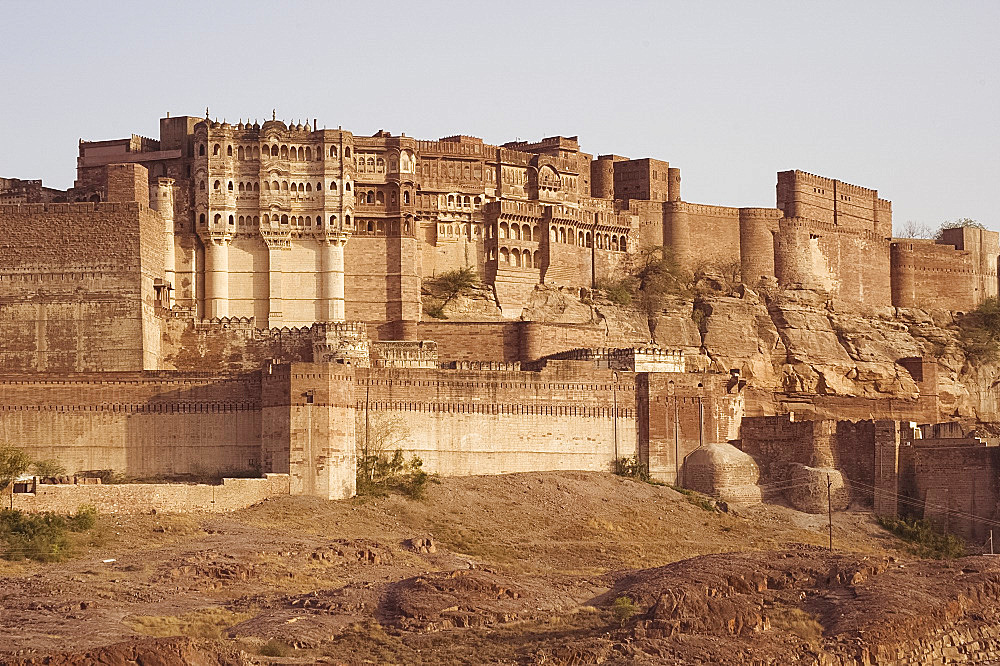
[738,207,783,220]
[415,139,494,157]
[498,147,531,166]
[0,201,144,216]
[439,135,484,144]
[503,135,580,153]
[667,201,740,217]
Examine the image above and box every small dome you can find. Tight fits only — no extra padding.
[683,443,762,505]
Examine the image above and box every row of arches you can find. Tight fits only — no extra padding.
[200,213,353,228]
[497,247,540,268]
[498,222,539,241]
[199,142,355,161]
[438,223,482,239]
[358,189,412,205]
[547,227,628,251]
[444,194,482,209]
[204,179,353,193]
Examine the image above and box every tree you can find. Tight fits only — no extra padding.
[422,267,479,320]
[0,444,32,492]
[936,218,986,240]
[895,220,936,239]
[631,246,689,316]
[356,412,411,486]
[32,459,66,478]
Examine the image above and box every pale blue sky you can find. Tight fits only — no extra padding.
[3,0,998,231]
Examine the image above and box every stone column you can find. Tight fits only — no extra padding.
[204,237,230,318]
[320,232,350,322]
[265,239,284,328]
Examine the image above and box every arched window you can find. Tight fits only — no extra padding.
[281,214,288,224]
[238,182,245,192]
[345,214,351,226]
[403,191,410,204]
[213,213,221,224]
[281,181,288,191]
[523,224,531,241]
[280,145,288,160]
[271,145,278,157]
[329,215,337,225]
[533,251,540,267]
[367,192,374,204]
[306,183,312,192]
[263,214,270,224]
[237,146,244,160]
[316,182,322,191]
[367,222,374,232]
[199,181,205,191]
[500,248,510,264]
[376,191,384,204]
[345,182,351,191]
[512,224,521,240]
[253,182,259,192]
[213,180,221,190]
[272,181,279,190]
[586,232,592,248]
[198,144,206,156]
[227,181,233,191]
[404,220,410,233]
[511,249,521,267]
[227,145,233,157]
[559,228,567,243]
[367,157,375,171]
[213,144,220,156]
[344,147,351,158]
[199,213,206,225]
[228,215,234,225]
[298,147,304,160]
[500,222,508,239]
[612,236,619,251]
[550,228,557,242]
[253,216,259,225]
[252,146,260,159]
[330,145,338,158]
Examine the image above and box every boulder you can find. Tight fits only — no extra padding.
[783,464,849,514]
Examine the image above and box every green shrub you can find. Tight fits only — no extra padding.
[0,506,98,562]
[613,456,650,482]
[611,596,638,625]
[0,444,32,491]
[958,297,1000,362]
[877,515,965,559]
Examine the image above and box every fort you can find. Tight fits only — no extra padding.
[1,112,998,540]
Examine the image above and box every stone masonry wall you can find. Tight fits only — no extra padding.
[12,474,289,514]
[0,201,165,371]
[0,372,262,478]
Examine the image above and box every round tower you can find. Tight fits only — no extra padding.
[738,208,778,286]
[590,155,619,199]
[774,218,813,288]
[664,202,692,269]
[667,167,682,202]
[152,178,177,306]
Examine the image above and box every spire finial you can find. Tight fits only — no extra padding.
[272,109,276,121]
[205,107,209,118]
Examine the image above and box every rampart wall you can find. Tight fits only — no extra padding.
[11,474,289,514]
[890,240,979,311]
[0,371,262,477]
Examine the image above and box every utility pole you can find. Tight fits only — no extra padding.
[827,474,833,551]
[612,371,619,464]
[990,530,994,556]
[674,396,680,485]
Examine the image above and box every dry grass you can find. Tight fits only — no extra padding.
[766,606,824,645]
[124,607,252,639]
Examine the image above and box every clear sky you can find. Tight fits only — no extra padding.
[3,0,998,232]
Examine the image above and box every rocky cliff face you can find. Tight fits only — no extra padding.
[515,283,1000,423]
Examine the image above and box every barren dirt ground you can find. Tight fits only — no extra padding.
[0,472,915,665]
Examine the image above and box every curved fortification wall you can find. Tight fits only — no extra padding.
[738,208,780,285]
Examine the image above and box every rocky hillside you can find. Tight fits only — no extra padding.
[514,282,1000,422]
